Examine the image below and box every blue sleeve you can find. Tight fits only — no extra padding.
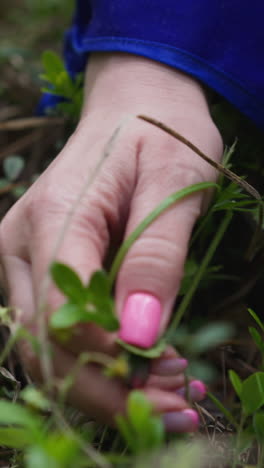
[61,0,264,130]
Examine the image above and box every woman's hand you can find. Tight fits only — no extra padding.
[0,52,222,429]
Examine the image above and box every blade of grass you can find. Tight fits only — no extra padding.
[207,391,239,430]
[169,210,233,331]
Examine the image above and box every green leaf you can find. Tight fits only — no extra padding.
[41,86,63,95]
[0,427,31,448]
[188,323,234,354]
[50,262,86,304]
[20,387,50,411]
[85,309,119,331]
[253,411,264,441]
[42,50,65,81]
[50,302,119,332]
[116,391,164,453]
[26,433,82,468]
[44,433,81,464]
[84,269,119,331]
[249,327,264,353]
[26,447,57,468]
[241,372,264,415]
[50,262,119,331]
[0,400,41,430]
[49,303,87,330]
[248,309,264,332]
[128,392,164,451]
[87,270,110,297]
[229,370,242,397]
[145,417,164,448]
[127,391,152,430]
[56,71,75,98]
[116,338,166,358]
[3,155,24,181]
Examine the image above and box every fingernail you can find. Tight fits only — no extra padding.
[176,380,207,401]
[152,358,188,376]
[163,409,199,432]
[118,293,162,348]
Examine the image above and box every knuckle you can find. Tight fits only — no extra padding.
[174,159,210,187]
[119,234,186,293]
[126,235,186,270]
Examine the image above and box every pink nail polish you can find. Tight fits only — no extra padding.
[176,380,206,401]
[152,358,188,376]
[163,409,199,432]
[118,293,162,348]
[190,380,207,400]
[182,409,200,427]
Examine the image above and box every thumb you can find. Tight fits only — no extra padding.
[116,128,222,348]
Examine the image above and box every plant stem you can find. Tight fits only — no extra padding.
[169,210,233,332]
[109,182,217,288]
[189,207,213,248]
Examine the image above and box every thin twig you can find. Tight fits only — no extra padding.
[138,115,261,200]
[0,117,64,131]
[138,114,264,258]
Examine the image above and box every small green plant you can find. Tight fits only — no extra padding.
[116,391,165,454]
[41,50,83,119]
[0,395,91,467]
[50,264,119,333]
[205,310,264,467]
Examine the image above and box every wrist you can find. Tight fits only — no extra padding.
[81,52,211,121]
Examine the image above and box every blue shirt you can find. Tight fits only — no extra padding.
[44,1,264,129]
